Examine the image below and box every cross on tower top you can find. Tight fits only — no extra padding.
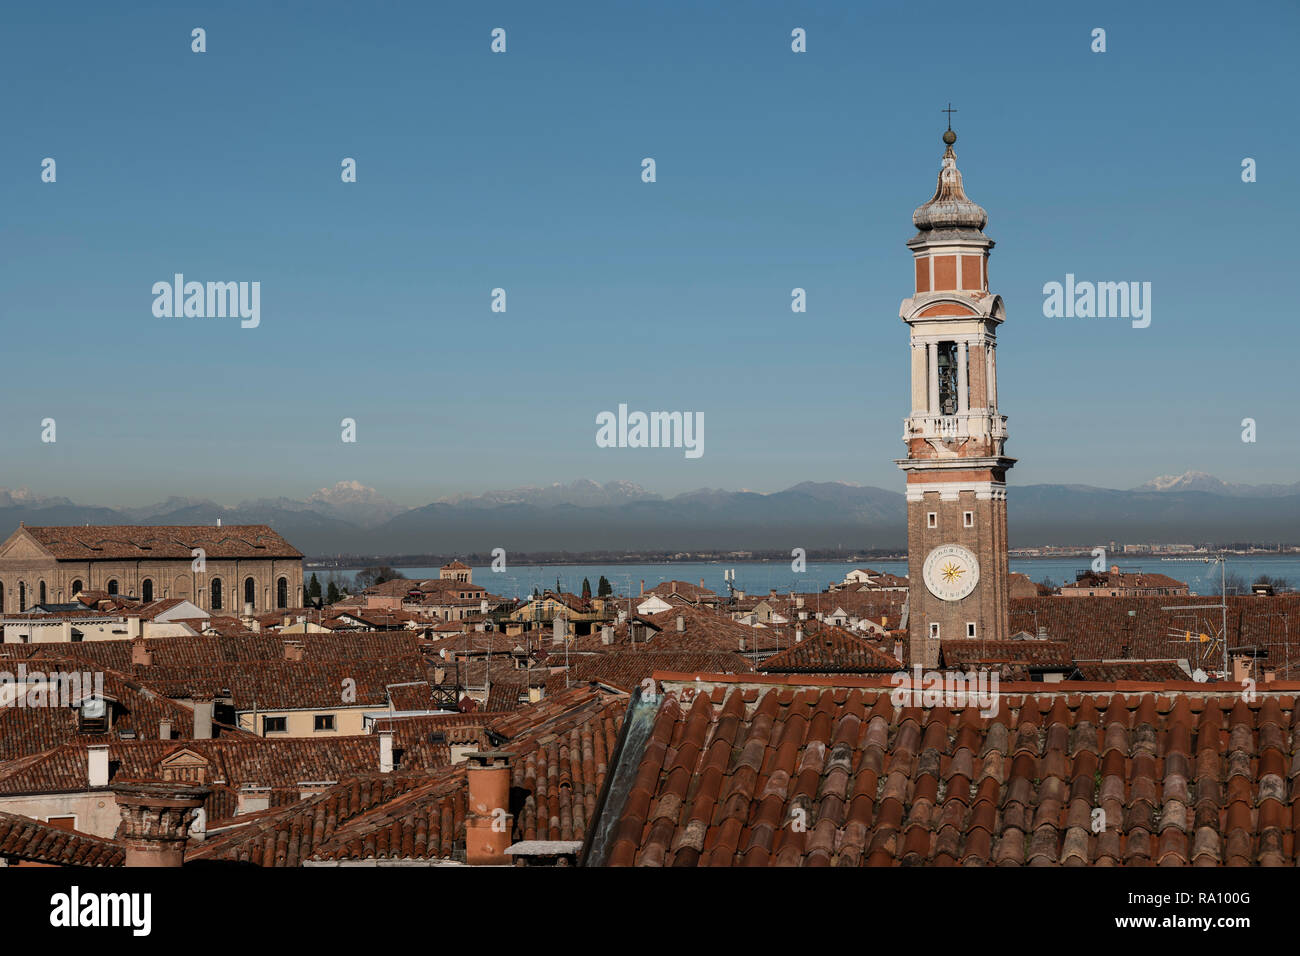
[942,103,957,130]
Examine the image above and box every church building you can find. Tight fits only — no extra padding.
[0,524,304,613]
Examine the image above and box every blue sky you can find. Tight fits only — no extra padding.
[2,0,1296,507]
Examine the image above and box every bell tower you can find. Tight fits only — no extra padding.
[896,124,1014,667]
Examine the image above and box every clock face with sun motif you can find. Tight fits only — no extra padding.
[922,544,980,601]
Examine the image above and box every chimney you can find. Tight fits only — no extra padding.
[617,609,627,624]
[159,719,172,741]
[88,745,110,788]
[379,731,394,773]
[676,615,685,633]
[192,696,213,740]
[894,638,904,661]
[639,579,645,596]
[739,635,746,652]
[236,785,270,815]
[283,641,305,662]
[601,625,613,645]
[434,666,446,684]
[131,636,153,666]
[796,597,805,609]
[699,578,704,589]
[466,751,513,865]
[112,781,209,867]
[552,616,565,645]
[282,614,291,628]
[126,616,142,640]
[795,628,803,643]
[242,601,254,618]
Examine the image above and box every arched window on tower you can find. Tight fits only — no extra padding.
[142,579,154,603]
[107,580,119,596]
[211,579,223,611]
[936,341,961,416]
[244,577,256,609]
[277,577,288,609]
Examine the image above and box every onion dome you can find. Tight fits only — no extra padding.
[912,129,987,233]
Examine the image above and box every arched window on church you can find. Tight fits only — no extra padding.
[107,580,119,596]
[142,579,153,603]
[936,341,961,416]
[211,579,223,611]
[38,581,46,605]
[244,577,256,609]
[71,579,83,598]
[18,582,26,612]
[277,577,288,609]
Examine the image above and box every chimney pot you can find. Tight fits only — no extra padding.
[466,751,513,865]
[676,615,685,633]
[192,696,213,740]
[379,731,394,773]
[88,744,110,788]
[159,719,172,741]
[131,636,153,666]
[111,781,209,867]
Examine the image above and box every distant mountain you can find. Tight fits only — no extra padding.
[0,474,1295,554]
[1135,471,1300,498]
[305,481,405,526]
[437,479,658,509]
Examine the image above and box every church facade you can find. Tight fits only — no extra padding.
[896,127,1015,667]
[0,524,304,614]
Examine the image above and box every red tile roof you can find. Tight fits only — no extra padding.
[588,672,1300,866]
[0,811,124,866]
[567,651,754,692]
[17,524,302,559]
[0,655,250,760]
[0,630,428,669]
[131,656,430,710]
[1073,660,1194,682]
[188,683,627,864]
[0,735,445,825]
[940,639,1074,671]
[758,624,902,674]
[1010,595,1300,669]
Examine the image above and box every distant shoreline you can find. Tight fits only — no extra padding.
[305,546,1298,571]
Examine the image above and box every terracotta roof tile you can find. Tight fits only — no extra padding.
[586,672,1300,867]
[18,524,301,560]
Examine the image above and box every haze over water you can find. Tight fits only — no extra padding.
[315,555,1300,601]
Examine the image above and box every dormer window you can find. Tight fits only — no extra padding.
[78,697,109,734]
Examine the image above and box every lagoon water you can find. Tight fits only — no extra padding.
[312,555,1300,601]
